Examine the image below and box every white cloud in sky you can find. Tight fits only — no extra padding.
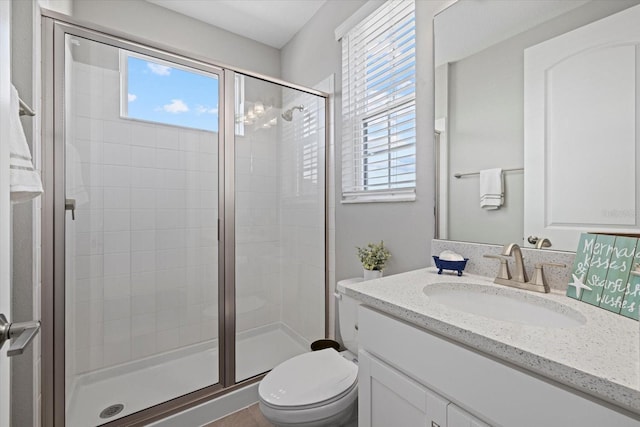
[195,105,218,115]
[128,93,137,102]
[147,62,171,76]
[163,99,189,114]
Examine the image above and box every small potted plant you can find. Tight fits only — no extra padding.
[356,241,391,280]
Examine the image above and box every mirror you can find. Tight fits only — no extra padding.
[434,0,640,251]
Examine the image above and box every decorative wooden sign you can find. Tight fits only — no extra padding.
[567,233,640,320]
[566,233,594,300]
[620,260,640,320]
[579,234,615,307]
[600,236,637,313]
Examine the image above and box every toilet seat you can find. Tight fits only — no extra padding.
[259,348,358,410]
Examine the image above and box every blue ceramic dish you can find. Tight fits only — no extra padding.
[432,256,469,276]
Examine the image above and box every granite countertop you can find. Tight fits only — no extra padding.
[338,267,640,415]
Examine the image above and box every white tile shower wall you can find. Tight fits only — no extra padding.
[278,90,326,344]
[68,61,219,375]
[235,123,282,334]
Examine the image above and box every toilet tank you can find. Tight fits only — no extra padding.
[337,279,363,354]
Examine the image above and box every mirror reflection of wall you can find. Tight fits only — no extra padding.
[434,0,640,250]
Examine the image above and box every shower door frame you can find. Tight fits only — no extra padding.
[43,19,229,427]
[41,11,331,427]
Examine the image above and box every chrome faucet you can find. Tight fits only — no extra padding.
[485,243,565,293]
[501,243,528,283]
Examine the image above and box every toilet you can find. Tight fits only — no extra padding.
[258,279,363,427]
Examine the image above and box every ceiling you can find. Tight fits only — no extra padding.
[146,0,326,49]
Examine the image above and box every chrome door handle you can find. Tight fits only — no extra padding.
[528,236,552,248]
[0,313,41,357]
[65,198,76,220]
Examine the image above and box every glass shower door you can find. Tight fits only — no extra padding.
[62,34,221,426]
[234,73,326,382]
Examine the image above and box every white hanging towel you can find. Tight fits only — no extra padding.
[9,85,43,203]
[479,168,503,210]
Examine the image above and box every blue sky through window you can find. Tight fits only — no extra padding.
[126,55,219,132]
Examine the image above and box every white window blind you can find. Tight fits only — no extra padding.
[341,0,416,203]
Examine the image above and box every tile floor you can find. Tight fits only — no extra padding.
[205,403,274,427]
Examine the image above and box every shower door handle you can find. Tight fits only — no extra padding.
[0,313,41,357]
[65,198,76,220]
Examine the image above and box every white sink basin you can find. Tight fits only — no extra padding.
[423,283,586,328]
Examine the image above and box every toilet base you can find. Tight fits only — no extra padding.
[259,399,357,427]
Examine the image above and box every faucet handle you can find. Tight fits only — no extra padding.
[528,262,566,291]
[483,254,511,280]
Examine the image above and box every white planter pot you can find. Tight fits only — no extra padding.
[363,269,383,280]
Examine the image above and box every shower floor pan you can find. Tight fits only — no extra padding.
[66,323,308,427]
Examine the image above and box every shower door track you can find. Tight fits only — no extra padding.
[41,11,330,427]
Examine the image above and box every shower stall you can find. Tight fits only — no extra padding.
[42,17,327,427]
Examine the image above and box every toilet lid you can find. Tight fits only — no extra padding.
[259,349,358,408]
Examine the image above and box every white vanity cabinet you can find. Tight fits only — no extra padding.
[447,404,490,427]
[358,349,447,427]
[359,349,487,427]
[357,306,640,427]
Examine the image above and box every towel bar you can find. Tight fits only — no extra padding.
[454,167,523,179]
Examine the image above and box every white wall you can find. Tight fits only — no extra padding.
[11,1,36,424]
[39,0,72,15]
[71,0,280,78]
[281,0,452,286]
[10,1,73,423]
[0,2,11,425]
[446,40,525,245]
[10,0,57,425]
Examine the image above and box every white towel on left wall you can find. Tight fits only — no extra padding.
[9,85,43,203]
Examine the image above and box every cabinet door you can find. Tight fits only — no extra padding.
[358,350,448,427]
[448,403,491,427]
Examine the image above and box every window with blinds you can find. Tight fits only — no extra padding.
[341,0,416,203]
